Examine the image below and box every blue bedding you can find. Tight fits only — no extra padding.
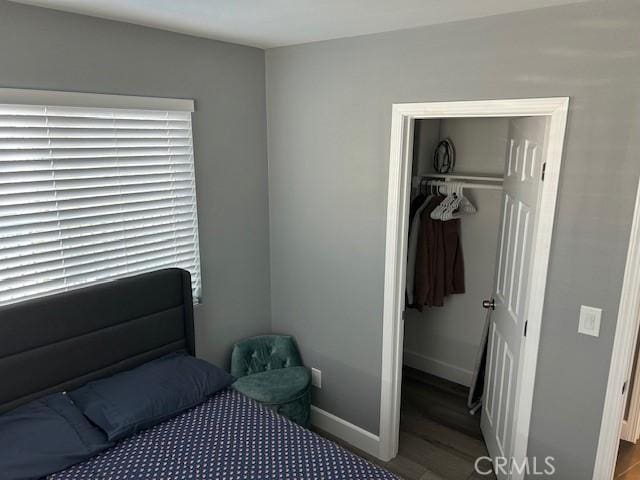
[49,389,397,480]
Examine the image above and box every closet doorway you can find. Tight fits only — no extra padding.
[379,99,569,480]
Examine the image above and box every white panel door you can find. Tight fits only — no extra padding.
[481,117,547,479]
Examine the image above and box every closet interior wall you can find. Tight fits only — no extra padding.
[404,118,507,386]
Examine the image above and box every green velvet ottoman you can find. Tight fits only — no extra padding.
[230,335,311,428]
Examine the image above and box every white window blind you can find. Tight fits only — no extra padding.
[0,101,202,306]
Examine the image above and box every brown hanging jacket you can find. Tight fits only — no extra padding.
[413,196,465,309]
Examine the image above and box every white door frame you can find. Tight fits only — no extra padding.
[378,98,569,476]
[621,304,640,445]
[593,179,640,480]
[621,340,640,443]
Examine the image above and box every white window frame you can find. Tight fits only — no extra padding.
[0,87,202,304]
[0,88,194,113]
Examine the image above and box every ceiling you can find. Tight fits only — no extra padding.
[11,0,594,49]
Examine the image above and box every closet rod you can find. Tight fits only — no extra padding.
[424,173,504,183]
[423,179,503,191]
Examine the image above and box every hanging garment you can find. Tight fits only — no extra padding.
[413,196,465,309]
[413,196,445,308]
[443,218,465,296]
[406,194,433,305]
[408,193,426,237]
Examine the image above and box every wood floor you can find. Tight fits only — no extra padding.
[316,367,496,480]
[616,440,640,479]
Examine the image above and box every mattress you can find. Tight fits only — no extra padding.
[50,388,397,480]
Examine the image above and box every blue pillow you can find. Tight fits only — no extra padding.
[0,393,112,480]
[70,352,232,441]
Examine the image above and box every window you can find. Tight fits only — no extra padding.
[0,89,201,306]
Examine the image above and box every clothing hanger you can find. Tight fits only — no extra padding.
[419,178,428,196]
[440,182,464,221]
[429,183,448,219]
[442,183,477,221]
[459,184,477,214]
[430,182,456,220]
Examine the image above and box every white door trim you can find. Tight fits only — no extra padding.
[378,98,569,476]
[593,179,640,480]
[621,334,640,443]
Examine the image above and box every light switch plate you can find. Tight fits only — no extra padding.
[311,368,322,388]
[578,305,602,337]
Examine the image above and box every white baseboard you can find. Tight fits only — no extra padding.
[403,349,473,387]
[311,405,381,458]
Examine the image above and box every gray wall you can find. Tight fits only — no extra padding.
[404,118,506,386]
[0,0,271,368]
[266,1,640,477]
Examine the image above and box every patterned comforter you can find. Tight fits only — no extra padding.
[50,388,397,480]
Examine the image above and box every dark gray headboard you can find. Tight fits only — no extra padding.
[0,268,195,414]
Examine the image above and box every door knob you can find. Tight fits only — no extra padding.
[482,299,495,310]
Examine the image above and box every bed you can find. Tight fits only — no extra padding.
[0,269,396,480]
